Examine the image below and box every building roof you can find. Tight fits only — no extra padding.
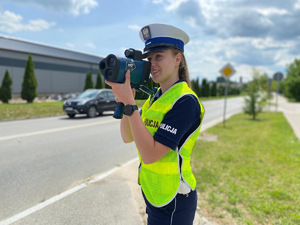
[0,35,103,64]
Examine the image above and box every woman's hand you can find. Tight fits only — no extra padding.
[105,70,136,105]
[106,70,169,164]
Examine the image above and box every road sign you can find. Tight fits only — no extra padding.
[273,72,283,112]
[219,63,236,79]
[219,63,236,127]
[273,72,283,81]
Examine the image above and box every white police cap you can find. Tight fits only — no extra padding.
[139,23,189,57]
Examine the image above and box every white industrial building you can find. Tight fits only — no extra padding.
[0,35,104,95]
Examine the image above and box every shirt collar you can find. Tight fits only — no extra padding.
[154,79,185,99]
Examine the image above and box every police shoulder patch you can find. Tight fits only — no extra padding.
[144,118,160,129]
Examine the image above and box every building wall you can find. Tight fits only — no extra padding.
[0,48,103,95]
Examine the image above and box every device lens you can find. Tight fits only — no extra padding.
[108,56,116,67]
[105,69,113,80]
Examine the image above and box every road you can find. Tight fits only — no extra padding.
[0,97,243,224]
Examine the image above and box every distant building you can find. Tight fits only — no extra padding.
[0,35,103,95]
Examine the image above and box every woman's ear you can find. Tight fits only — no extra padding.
[175,53,182,65]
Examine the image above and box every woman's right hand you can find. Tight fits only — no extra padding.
[105,70,136,105]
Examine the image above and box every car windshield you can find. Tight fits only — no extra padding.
[77,90,99,99]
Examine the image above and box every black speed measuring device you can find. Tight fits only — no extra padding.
[99,48,151,119]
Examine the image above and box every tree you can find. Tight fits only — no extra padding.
[216,76,226,83]
[84,71,94,90]
[135,76,159,100]
[21,54,37,103]
[210,82,217,97]
[243,68,266,120]
[201,78,209,97]
[218,85,225,96]
[0,70,13,103]
[191,78,201,97]
[95,71,104,89]
[283,59,300,102]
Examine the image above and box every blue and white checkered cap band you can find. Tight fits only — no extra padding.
[144,37,184,52]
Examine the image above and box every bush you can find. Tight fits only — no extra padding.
[243,68,267,120]
[21,54,38,103]
[283,59,300,102]
[243,84,263,120]
[0,70,13,103]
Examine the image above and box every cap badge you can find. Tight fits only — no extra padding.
[142,26,151,41]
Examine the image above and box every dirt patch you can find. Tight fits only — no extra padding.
[198,132,218,142]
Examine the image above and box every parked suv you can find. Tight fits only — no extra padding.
[63,89,117,118]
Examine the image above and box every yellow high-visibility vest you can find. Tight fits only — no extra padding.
[139,81,205,207]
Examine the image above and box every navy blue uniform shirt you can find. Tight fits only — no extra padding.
[142,80,201,151]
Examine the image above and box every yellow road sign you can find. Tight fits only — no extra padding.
[219,63,236,78]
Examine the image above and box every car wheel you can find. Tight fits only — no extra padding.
[67,113,75,118]
[87,106,97,118]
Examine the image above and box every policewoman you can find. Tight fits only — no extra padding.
[106,23,205,225]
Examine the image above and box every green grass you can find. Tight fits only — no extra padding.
[0,95,236,120]
[0,101,64,120]
[192,112,300,225]
[0,100,145,121]
[0,94,242,121]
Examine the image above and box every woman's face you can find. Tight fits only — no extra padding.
[147,49,181,84]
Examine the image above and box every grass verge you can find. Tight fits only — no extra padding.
[0,95,238,121]
[0,100,145,121]
[0,101,64,120]
[192,112,300,225]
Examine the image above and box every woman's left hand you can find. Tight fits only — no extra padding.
[105,70,136,105]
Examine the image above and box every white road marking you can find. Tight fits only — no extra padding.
[0,157,139,225]
[0,119,117,141]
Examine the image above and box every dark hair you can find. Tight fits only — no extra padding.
[172,49,191,87]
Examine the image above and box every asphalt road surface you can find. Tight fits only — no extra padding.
[0,97,243,224]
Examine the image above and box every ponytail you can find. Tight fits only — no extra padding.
[173,49,191,87]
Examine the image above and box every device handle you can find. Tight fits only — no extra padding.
[113,102,124,119]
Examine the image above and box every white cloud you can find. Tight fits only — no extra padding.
[164,0,189,12]
[85,42,96,49]
[295,0,300,9]
[256,8,289,16]
[184,17,198,28]
[26,19,56,31]
[0,10,55,33]
[184,34,294,82]
[151,0,163,4]
[235,64,273,82]
[128,24,141,31]
[276,57,295,67]
[150,0,188,11]
[5,0,98,16]
[66,42,75,48]
[69,0,98,16]
[251,37,294,50]
[198,0,222,25]
[148,0,300,81]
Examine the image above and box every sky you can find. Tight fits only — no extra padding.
[0,0,300,83]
